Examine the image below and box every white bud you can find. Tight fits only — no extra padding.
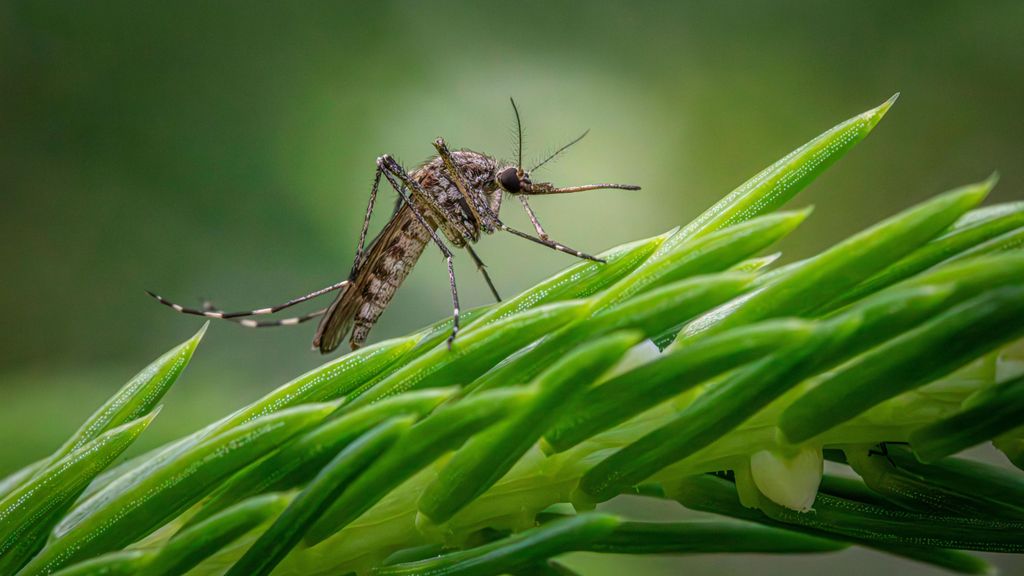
[749,446,823,512]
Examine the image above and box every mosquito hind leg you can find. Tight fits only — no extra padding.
[147,280,348,321]
[198,298,329,328]
[231,308,327,328]
[377,154,462,348]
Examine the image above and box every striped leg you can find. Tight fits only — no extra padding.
[497,222,605,263]
[377,155,462,348]
[150,166,383,335]
[211,307,328,328]
[517,196,550,240]
[146,279,348,321]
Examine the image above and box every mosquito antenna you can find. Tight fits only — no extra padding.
[529,129,590,173]
[510,97,523,168]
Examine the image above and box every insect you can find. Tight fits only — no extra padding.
[149,100,640,353]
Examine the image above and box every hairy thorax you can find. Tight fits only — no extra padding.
[411,150,503,246]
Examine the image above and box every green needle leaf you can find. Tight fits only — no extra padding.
[758,485,1024,553]
[48,550,154,576]
[945,223,1024,264]
[466,232,669,329]
[77,334,421,506]
[39,324,204,480]
[828,182,1016,309]
[577,323,845,504]
[0,460,45,501]
[67,324,203,455]
[781,286,1024,444]
[375,513,621,576]
[910,372,1024,463]
[585,518,845,555]
[670,474,995,574]
[844,445,1024,520]
[226,418,413,576]
[679,181,990,341]
[849,445,1024,519]
[345,301,589,408]
[418,331,643,525]
[469,272,755,394]
[655,94,897,257]
[883,251,1024,309]
[143,493,291,576]
[218,334,420,427]
[596,209,810,306]
[305,387,533,545]
[0,413,156,573]
[21,403,336,576]
[190,389,454,526]
[729,252,783,273]
[544,318,816,453]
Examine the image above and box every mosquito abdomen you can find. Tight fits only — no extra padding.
[349,206,432,347]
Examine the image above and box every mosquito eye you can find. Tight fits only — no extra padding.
[497,168,521,193]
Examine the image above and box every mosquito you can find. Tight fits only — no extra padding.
[149,99,641,353]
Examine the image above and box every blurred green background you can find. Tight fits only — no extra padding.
[2,2,1022,574]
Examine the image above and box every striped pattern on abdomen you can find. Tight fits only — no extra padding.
[349,206,432,347]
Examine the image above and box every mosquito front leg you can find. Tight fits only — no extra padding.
[498,221,605,263]
[350,166,384,277]
[517,196,550,240]
[464,244,501,302]
[377,155,463,348]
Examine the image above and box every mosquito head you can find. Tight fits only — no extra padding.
[496,165,532,193]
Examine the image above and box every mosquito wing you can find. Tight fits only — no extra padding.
[313,202,428,353]
[311,284,358,354]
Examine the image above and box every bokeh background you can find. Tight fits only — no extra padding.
[2,2,1023,574]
